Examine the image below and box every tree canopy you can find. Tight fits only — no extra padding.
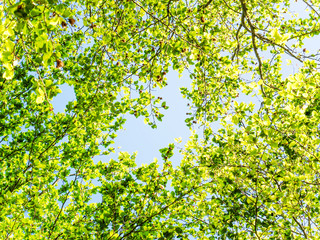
[1,0,320,238]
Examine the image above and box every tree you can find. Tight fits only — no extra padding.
[1,0,320,238]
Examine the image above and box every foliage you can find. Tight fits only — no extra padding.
[1,0,320,238]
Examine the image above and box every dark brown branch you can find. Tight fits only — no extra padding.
[198,0,213,11]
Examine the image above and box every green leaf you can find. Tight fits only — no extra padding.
[36,88,45,104]
[3,68,14,80]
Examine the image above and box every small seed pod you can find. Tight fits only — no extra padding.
[68,18,76,26]
[56,59,64,68]
[61,21,67,28]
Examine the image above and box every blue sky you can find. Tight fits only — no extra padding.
[51,68,192,169]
